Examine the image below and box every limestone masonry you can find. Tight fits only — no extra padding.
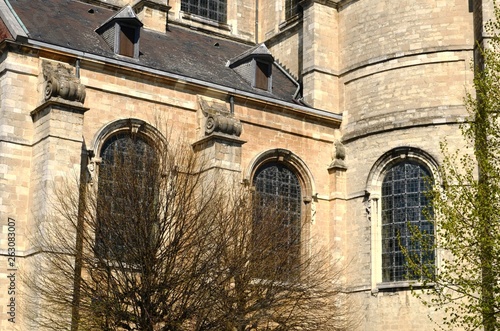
[0,0,488,329]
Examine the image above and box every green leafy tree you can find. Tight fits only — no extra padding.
[407,3,500,330]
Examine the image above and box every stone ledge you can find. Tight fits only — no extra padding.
[342,110,466,143]
[192,132,246,148]
[30,98,89,120]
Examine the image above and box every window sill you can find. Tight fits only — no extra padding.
[181,12,230,31]
[278,14,301,31]
[376,281,434,292]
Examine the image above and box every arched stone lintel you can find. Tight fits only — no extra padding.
[88,118,166,158]
[365,146,441,197]
[244,148,315,202]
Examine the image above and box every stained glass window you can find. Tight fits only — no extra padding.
[181,0,227,23]
[96,134,156,262]
[253,162,302,277]
[381,161,434,282]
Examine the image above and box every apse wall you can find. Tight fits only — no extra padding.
[339,1,474,330]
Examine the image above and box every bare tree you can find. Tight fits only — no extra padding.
[197,190,354,331]
[22,134,354,331]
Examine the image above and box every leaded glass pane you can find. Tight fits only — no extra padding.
[285,0,298,20]
[96,134,156,262]
[181,0,227,23]
[253,162,302,278]
[381,161,434,282]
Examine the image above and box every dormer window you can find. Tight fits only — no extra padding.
[96,6,143,58]
[118,24,138,57]
[229,44,274,93]
[255,61,271,91]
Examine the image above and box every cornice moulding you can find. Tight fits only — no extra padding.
[8,39,342,124]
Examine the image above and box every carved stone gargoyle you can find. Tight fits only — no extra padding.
[199,97,242,137]
[43,61,86,103]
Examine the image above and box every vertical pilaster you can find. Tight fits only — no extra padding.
[22,61,88,330]
[301,0,339,112]
[29,100,88,221]
[193,97,246,184]
[328,141,346,263]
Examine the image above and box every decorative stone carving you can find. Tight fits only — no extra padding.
[329,140,347,170]
[43,61,86,103]
[205,114,242,136]
[311,200,317,224]
[86,150,101,185]
[199,97,242,137]
[364,196,372,222]
[363,192,377,223]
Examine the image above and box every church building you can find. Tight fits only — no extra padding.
[0,0,484,329]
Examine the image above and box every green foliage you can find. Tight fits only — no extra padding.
[408,2,500,330]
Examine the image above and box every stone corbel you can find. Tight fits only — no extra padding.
[199,97,242,137]
[43,61,86,104]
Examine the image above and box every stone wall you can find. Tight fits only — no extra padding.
[0,0,491,329]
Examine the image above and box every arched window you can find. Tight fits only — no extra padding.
[96,133,157,262]
[253,162,302,278]
[381,161,434,282]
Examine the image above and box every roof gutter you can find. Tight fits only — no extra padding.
[25,39,342,122]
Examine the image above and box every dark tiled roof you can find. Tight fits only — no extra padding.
[8,0,299,102]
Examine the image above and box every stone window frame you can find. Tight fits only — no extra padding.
[365,147,440,291]
[244,149,315,264]
[89,119,165,161]
[279,0,301,31]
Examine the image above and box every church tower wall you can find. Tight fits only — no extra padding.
[338,0,475,330]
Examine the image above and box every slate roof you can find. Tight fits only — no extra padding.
[7,0,299,103]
